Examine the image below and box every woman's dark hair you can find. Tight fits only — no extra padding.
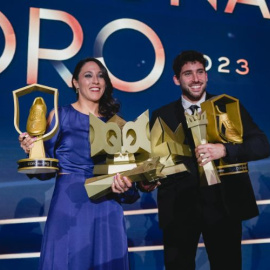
[173,50,206,78]
[72,57,120,119]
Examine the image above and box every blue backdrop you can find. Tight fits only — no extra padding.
[1,1,270,269]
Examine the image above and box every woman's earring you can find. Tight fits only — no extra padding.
[76,88,79,94]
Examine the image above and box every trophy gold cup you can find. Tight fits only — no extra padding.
[201,94,248,176]
[13,84,59,174]
[186,110,221,186]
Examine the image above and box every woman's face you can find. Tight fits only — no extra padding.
[73,61,106,104]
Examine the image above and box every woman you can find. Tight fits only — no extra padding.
[19,58,140,270]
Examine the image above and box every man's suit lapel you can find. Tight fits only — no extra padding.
[174,98,186,126]
[173,98,195,149]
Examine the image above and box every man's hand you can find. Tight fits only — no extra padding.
[195,143,226,166]
[137,180,161,193]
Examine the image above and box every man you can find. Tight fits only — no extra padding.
[147,50,270,269]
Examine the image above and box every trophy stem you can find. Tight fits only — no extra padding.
[186,112,221,186]
[30,136,45,158]
[199,139,221,186]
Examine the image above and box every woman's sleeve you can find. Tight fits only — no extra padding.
[114,183,140,204]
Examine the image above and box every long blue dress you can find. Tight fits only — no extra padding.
[39,104,139,270]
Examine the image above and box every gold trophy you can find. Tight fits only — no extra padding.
[150,117,191,175]
[13,84,59,174]
[85,111,165,199]
[201,94,248,176]
[89,110,151,174]
[186,110,221,186]
[85,157,164,200]
[85,111,194,199]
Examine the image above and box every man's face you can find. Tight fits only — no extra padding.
[173,61,208,103]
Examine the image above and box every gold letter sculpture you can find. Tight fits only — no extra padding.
[150,117,191,175]
[85,110,193,199]
[85,111,165,199]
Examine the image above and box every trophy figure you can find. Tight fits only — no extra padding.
[13,84,59,174]
[201,94,248,176]
[85,111,165,199]
[89,110,151,175]
[150,117,192,175]
[186,110,221,186]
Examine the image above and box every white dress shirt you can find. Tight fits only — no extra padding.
[181,92,206,115]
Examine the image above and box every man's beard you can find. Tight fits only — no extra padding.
[182,85,206,102]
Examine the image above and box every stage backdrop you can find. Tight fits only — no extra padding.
[1,1,270,269]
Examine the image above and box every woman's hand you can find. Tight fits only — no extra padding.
[111,173,132,194]
[18,132,36,154]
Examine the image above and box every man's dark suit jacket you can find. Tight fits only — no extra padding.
[150,93,270,229]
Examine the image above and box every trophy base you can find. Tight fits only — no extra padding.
[217,163,248,176]
[85,174,114,200]
[161,163,188,176]
[17,158,59,174]
[86,158,164,200]
[93,163,137,175]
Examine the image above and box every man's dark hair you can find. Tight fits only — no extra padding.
[173,50,206,78]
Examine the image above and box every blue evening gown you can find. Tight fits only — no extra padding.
[39,104,139,270]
